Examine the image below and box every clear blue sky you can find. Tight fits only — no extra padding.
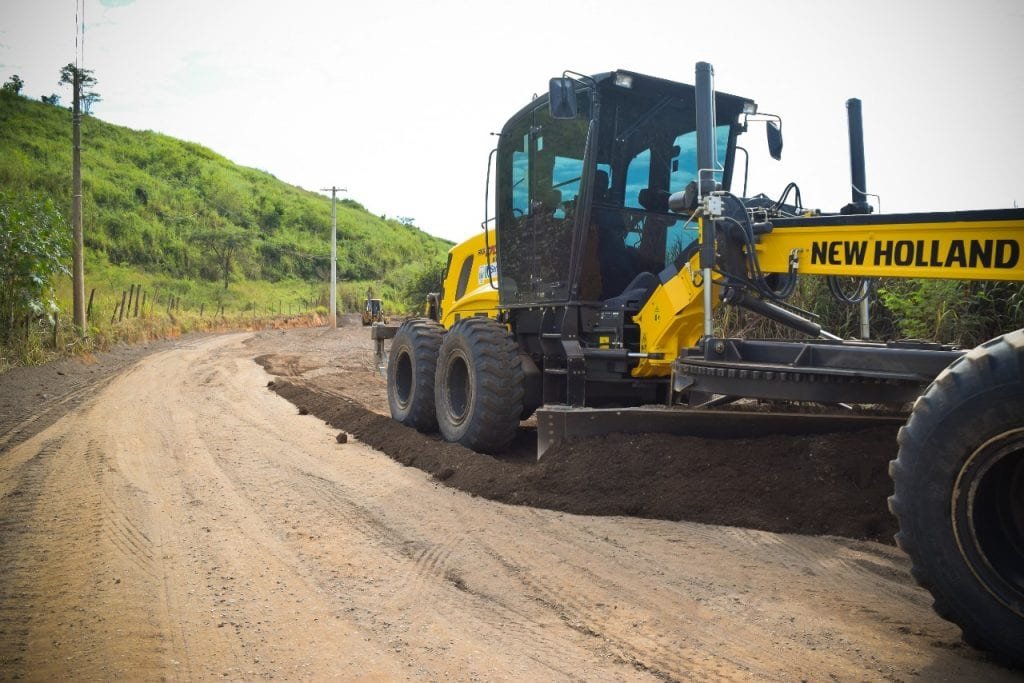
[2,0,1022,242]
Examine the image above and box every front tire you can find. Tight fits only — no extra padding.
[387,319,444,432]
[890,329,1024,667]
[435,317,524,454]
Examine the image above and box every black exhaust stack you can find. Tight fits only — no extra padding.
[695,62,717,195]
[695,62,718,274]
[841,98,873,215]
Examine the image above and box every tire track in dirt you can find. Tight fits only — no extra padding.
[86,438,161,583]
[0,338,186,454]
[0,434,66,674]
[75,336,412,679]
[204,432,603,678]
[181,348,657,677]
[460,516,763,681]
[0,421,173,680]
[0,381,103,452]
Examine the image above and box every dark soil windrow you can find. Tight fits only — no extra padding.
[268,379,902,544]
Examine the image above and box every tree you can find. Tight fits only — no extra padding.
[400,258,445,311]
[1,74,24,96]
[59,64,101,114]
[41,93,61,106]
[0,192,70,342]
[194,223,253,290]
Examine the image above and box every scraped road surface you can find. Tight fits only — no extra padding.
[0,332,1016,680]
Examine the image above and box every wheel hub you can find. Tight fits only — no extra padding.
[956,427,1024,619]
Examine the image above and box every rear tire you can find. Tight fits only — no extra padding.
[387,319,444,432]
[890,329,1024,668]
[435,317,524,454]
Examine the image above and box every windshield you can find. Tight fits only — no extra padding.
[578,85,738,300]
[496,72,745,305]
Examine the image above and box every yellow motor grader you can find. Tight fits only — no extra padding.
[373,63,1024,665]
[361,298,386,326]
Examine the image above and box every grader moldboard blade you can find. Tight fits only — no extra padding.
[534,406,906,459]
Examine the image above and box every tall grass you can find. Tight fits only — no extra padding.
[0,258,402,371]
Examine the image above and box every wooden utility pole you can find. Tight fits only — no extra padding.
[71,68,86,331]
[320,186,346,329]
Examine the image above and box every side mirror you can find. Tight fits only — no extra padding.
[766,120,783,160]
[548,78,578,119]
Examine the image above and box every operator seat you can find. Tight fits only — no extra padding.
[602,271,659,311]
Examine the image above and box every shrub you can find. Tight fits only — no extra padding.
[0,191,70,342]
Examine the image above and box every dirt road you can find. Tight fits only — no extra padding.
[0,322,1017,680]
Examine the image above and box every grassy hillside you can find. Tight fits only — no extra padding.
[0,92,451,315]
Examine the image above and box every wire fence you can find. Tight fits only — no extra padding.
[92,284,336,324]
[2,283,377,365]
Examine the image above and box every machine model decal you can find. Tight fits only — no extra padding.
[809,239,1020,269]
[478,262,497,285]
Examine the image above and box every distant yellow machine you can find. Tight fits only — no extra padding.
[360,298,386,326]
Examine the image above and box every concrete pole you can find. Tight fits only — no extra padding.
[321,186,346,328]
[71,69,86,331]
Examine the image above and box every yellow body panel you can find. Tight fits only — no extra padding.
[632,214,1024,378]
[632,255,713,377]
[438,231,500,329]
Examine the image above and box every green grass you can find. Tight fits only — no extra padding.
[0,88,452,368]
[0,90,451,303]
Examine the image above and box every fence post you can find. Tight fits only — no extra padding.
[127,284,135,315]
[86,288,96,319]
[118,290,127,321]
[134,287,141,317]
[199,303,204,317]
[139,291,146,317]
